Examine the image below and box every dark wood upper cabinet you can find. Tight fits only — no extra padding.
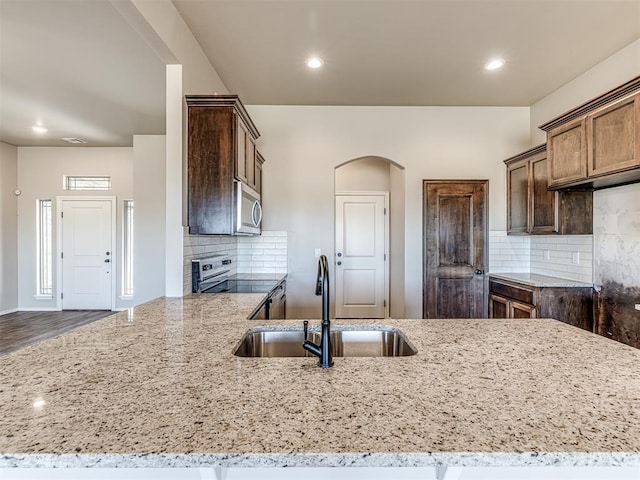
[587,92,640,178]
[505,144,592,235]
[255,151,265,195]
[185,95,262,235]
[547,118,588,188]
[541,76,640,190]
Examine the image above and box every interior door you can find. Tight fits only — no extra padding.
[423,180,487,318]
[335,194,388,318]
[61,199,114,310]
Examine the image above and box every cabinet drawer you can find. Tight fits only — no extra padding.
[489,280,536,306]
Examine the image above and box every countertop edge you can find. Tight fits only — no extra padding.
[2,452,640,468]
[488,273,593,288]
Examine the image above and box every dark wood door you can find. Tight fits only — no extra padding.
[423,180,488,318]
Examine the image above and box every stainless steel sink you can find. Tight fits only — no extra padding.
[233,329,321,357]
[233,326,417,357]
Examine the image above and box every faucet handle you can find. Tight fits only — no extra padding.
[303,320,309,342]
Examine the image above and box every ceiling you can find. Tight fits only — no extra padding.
[1,0,639,147]
[0,0,167,147]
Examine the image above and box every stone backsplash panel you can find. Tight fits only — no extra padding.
[593,184,640,349]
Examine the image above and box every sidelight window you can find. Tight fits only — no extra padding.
[122,200,134,297]
[36,199,53,297]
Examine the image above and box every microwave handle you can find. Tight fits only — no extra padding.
[252,200,263,227]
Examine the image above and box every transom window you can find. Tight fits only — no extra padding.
[63,175,111,191]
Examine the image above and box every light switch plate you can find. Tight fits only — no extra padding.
[314,248,321,259]
[635,304,640,311]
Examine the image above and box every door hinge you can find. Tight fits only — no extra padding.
[384,253,387,261]
[61,292,64,300]
[384,299,387,307]
[384,207,387,215]
[61,212,63,218]
[61,252,64,259]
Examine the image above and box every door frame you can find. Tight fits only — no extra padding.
[56,196,117,311]
[335,191,390,318]
[422,180,488,318]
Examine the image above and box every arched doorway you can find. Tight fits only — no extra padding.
[334,156,405,318]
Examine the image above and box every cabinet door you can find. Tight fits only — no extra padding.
[235,115,248,183]
[557,190,593,235]
[510,301,537,319]
[529,155,558,234]
[547,118,587,188]
[587,93,640,178]
[250,300,268,320]
[255,152,264,194]
[489,294,509,318]
[246,135,256,189]
[506,160,528,234]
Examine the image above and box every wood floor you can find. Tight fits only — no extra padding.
[0,310,114,356]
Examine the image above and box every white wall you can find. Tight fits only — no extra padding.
[249,105,530,318]
[335,157,391,191]
[530,39,640,145]
[389,162,406,318]
[0,142,18,314]
[128,135,167,306]
[16,147,133,310]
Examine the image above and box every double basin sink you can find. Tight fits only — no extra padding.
[233,325,417,358]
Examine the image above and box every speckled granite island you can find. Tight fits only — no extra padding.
[1,293,639,469]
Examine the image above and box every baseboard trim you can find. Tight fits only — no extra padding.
[17,307,60,312]
[0,307,18,316]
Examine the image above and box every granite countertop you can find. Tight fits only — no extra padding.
[488,272,593,288]
[1,293,639,469]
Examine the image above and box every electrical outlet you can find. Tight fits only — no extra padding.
[571,252,580,265]
[314,248,321,259]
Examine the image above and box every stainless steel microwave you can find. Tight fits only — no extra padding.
[235,180,262,235]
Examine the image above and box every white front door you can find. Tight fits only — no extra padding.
[60,198,114,310]
[335,193,388,318]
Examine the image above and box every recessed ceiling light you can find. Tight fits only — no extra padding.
[485,59,505,71]
[32,125,48,134]
[306,57,323,69]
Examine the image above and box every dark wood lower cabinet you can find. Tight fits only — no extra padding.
[249,280,287,321]
[489,277,593,331]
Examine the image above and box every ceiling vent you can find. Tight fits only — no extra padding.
[61,137,87,144]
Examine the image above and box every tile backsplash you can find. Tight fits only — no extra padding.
[489,230,593,284]
[530,235,593,284]
[183,229,288,294]
[237,231,288,274]
[488,231,530,273]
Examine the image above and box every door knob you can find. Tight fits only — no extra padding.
[337,253,342,257]
[337,261,342,266]
[104,259,110,263]
[474,269,484,275]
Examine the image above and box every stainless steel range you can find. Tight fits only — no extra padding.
[191,255,232,293]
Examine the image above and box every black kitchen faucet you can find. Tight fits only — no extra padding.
[302,255,333,368]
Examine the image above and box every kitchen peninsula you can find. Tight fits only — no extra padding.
[1,293,639,469]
